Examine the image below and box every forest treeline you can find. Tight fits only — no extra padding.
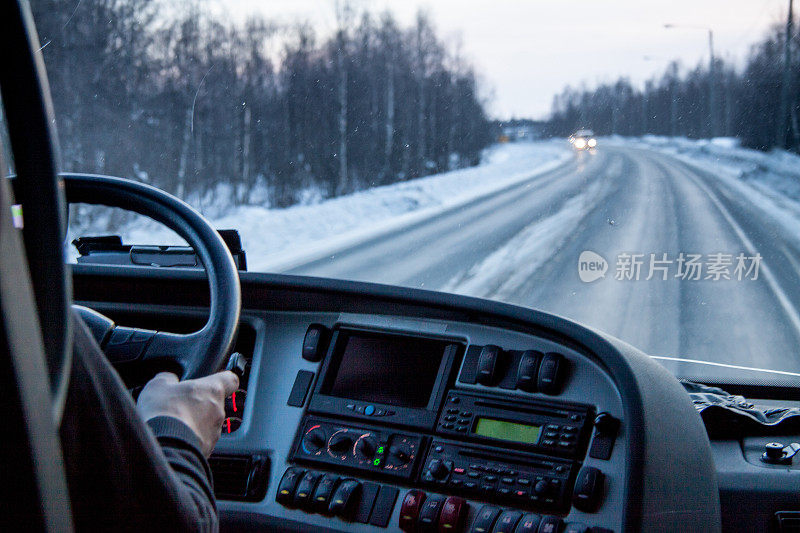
[30,0,492,207]
[547,17,800,153]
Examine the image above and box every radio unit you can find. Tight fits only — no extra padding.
[309,328,462,430]
[420,439,575,514]
[437,392,593,458]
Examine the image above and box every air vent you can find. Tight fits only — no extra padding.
[208,454,269,501]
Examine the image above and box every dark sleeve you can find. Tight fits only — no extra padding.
[60,312,219,532]
[146,416,218,526]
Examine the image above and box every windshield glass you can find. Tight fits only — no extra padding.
[32,0,800,384]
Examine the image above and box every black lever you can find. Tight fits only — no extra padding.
[225,352,247,380]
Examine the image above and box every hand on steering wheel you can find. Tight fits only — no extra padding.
[137,370,239,456]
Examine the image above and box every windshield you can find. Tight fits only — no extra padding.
[32,1,800,384]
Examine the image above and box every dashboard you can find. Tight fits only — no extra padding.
[246,314,623,533]
[74,266,725,532]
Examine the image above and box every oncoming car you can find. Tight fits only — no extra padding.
[571,129,598,150]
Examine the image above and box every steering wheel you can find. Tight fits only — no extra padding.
[64,173,241,380]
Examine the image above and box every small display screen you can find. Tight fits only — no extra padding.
[325,332,449,409]
[474,418,541,445]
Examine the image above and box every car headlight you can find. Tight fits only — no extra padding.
[574,138,587,149]
[588,138,597,148]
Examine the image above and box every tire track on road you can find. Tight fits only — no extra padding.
[666,155,800,347]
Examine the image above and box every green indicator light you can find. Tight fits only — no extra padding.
[377,446,385,454]
[373,458,381,466]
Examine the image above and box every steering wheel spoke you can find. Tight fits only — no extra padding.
[104,326,157,364]
[140,331,212,378]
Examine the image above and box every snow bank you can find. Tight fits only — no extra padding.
[68,141,572,271]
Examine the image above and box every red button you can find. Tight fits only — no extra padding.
[453,467,465,474]
[399,490,426,532]
[438,496,468,532]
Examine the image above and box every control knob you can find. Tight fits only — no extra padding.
[302,427,327,454]
[389,443,412,465]
[329,432,354,454]
[355,436,378,459]
[534,480,551,497]
[427,458,451,480]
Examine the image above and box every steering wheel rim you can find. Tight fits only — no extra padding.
[64,173,241,379]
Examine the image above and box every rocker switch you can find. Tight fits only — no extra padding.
[477,345,500,385]
[516,350,541,392]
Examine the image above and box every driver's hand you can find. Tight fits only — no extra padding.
[136,371,239,457]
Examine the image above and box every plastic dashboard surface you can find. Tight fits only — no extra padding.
[73,266,721,532]
[212,311,626,533]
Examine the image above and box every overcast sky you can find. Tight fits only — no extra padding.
[210,0,787,120]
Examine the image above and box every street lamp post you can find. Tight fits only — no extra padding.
[643,56,679,136]
[777,0,794,148]
[664,24,716,137]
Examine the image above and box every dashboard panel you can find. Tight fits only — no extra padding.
[90,307,626,532]
[74,267,721,533]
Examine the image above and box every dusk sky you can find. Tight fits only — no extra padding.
[211,0,787,119]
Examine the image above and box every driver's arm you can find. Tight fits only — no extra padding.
[60,313,240,532]
[135,371,239,528]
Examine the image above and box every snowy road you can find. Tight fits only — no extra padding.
[289,146,800,377]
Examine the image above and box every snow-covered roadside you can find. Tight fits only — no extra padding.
[68,141,572,271]
[607,135,800,249]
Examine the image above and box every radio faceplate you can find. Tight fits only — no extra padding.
[437,391,593,458]
[420,439,576,514]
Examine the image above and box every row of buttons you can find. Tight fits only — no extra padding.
[441,461,566,478]
[544,424,578,435]
[441,423,470,433]
[427,469,566,508]
[276,467,397,527]
[448,479,563,506]
[442,408,474,432]
[469,504,612,533]
[399,490,469,532]
[443,415,472,423]
[345,403,396,417]
[276,468,361,518]
[540,424,578,451]
[399,489,612,533]
[539,439,576,451]
[469,463,545,476]
[445,408,474,418]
